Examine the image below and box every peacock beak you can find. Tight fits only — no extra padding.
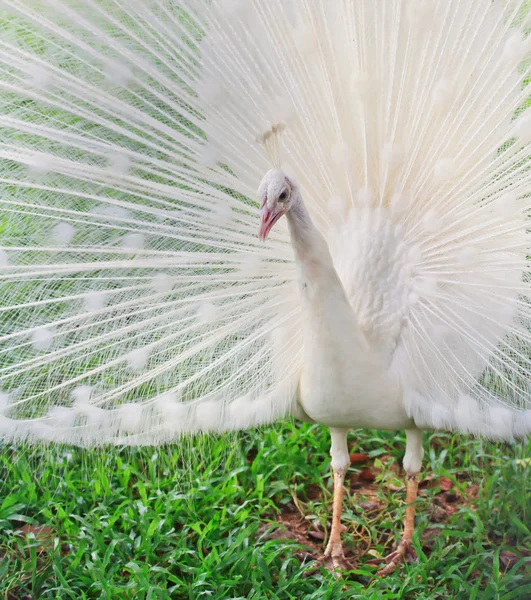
[258,204,285,241]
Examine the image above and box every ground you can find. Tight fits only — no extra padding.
[0,422,530,599]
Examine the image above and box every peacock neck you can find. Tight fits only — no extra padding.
[286,199,332,270]
[286,196,352,313]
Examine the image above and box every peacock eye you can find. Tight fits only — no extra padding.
[279,190,288,202]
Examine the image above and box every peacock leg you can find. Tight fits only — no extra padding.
[321,427,354,573]
[377,428,423,577]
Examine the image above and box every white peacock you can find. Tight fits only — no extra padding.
[0,0,530,575]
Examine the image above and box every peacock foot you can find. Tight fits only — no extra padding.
[318,540,355,577]
[376,537,416,577]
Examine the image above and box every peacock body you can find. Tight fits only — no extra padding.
[0,0,530,452]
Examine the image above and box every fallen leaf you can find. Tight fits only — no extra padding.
[438,476,453,491]
[419,474,436,488]
[17,525,55,549]
[428,504,447,523]
[296,550,316,562]
[360,468,376,481]
[421,526,440,551]
[500,550,520,570]
[359,501,379,512]
[466,483,479,501]
[350,452,370,464]
[388,482,404,492]
[308,528,325,541]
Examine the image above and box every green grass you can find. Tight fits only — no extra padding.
[0,423,530,599]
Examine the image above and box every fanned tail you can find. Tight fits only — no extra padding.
[0,0,530,444]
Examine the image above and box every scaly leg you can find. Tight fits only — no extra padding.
[322,427,354,574]
[377,428,423,577]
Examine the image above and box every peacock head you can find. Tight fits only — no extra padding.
[257,169,298,241]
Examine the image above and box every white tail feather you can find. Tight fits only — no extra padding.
[0,0,530,444]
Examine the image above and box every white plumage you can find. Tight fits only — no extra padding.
[0,0,531,573]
